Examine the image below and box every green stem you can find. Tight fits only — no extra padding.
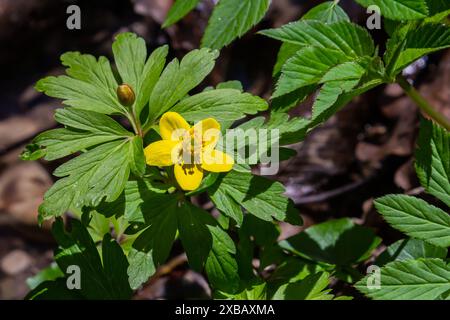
[397,76,450,131]
[126,112,143,137]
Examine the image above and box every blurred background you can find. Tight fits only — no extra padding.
[0,0,449,299]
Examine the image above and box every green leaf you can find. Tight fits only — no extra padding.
[163,0,200,28]
[171,89,268,122]
[136,46,169,117]
[36,52,124,115]
[131,196,178,265]
[374,195,450,248]
[47,218,132,299]
[302,1,350,23]
[273,47,349,97]
[355,258,450,300]
[96,178,172,222]
[386,23,450,75]
[216,80,243,91]
[127,195,178,289]
[425,0,450,21]
[272,1,349,77]
[39,138,141,221]
[280,218,381,265]
[148,48,218,121]
[112,33,147,95]
[354,0,429,20]
[376,238,447,266]
[127,249,155,290]
[177,202,213,271]
[205,224,240,293]
[101,233,134,296]
[217,282,267,300]
[208,170,301,224]
[272,43,302,77]
[112,33,169,118]
[55,108,131,135]
[416,119,450,207]
[209,186,243,226]
[26,263,64,290]
[240,214,280,247]
[201,0,270,50]
[272,272,334,300]
[128,136,146,177]
[260,20,375,58]
[20,143,46,161]
[267,258,324,290]
[35,108,133,161]
[25,279,83,300]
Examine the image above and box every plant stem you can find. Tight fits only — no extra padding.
[397,76,450,131]
[126,112,143,137]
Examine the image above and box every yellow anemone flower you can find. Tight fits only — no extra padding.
[144,112,234,191]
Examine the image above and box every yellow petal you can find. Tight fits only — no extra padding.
[144,140,180,166]
[202,150,234,172]
[193,118,221,148]
[159,112,190,141]
[174,164,203,191]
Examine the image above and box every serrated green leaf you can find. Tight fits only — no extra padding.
[46,218,132,299]
[376,238,447,266]
[201,0,270,50]
[136,46,169,118]
[127,195,178,289]
[216,80,243,91]
[131,198,178,265]
[36,52,124,115]
[386,23,450,75]
[171,88,268,122]
[261,20,375,58]
[217,281,267,300]
[113,34,169,118]
[205,224,240,293]
[272,272,334,300]
[303,1,350,23]
[273,43,302,77]
[209,186,243,226]
[39,138,139,221]
[273,47,349,97]
[163,0,200,28]
[375,195,450,248]
[355,258,450,300]
[127,248,155,290]
[53,140,130,204]
[272,1,349,77]
[208,170,300,224]
[267,258,324,291]
[148,48,218,122]
[354,0,429,20]
[55,108,131,136]
[177,202,213,271]
[280,218,381,265]
[112,33,147,95]
[96,178,171,222]
[416,118,450,207]
[35,108,133,161]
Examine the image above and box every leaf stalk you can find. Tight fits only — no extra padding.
[397,76,450,131]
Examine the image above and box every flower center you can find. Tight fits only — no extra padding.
[177,129,204,165]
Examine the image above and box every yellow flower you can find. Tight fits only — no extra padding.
[144,112,234,191]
